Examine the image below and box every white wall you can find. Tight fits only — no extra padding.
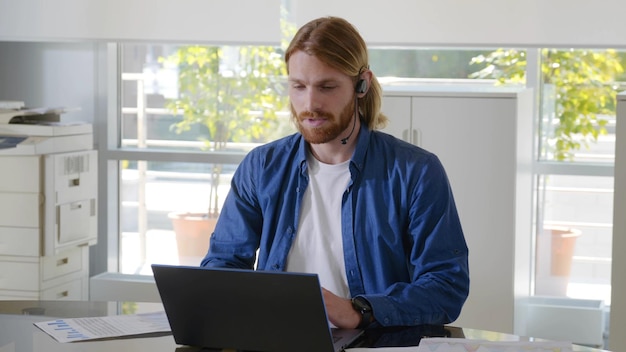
[4,0,626,47]
[0,0,281,45]
[291,0,626,48]
[0,42,97,124]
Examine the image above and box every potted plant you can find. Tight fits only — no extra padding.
[163,43,289,264]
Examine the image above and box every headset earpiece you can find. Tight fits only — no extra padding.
[355,79,367,94]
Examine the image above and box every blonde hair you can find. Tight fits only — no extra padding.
[285,16,388,130]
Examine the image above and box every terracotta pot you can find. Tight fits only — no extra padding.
[543,226,582,277]
[535,225,582,296]
[168,212,217,266]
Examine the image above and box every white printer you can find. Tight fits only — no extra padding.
[0,106,97,300]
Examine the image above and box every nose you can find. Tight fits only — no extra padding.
[304,88,322,112]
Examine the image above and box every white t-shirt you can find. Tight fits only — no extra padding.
[285,151,351,299]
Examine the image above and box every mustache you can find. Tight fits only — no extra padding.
[298,111,333,120]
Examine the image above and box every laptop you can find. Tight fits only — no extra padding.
[151,264,364,352]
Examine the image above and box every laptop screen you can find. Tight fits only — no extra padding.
[151,264,361,352]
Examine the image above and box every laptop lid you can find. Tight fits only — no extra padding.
[151,264,362,352]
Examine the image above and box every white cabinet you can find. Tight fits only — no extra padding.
[382,86,533,334]
[0,124,96,300]
[0,246,89,300]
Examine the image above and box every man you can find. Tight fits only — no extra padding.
[201,16,469,330]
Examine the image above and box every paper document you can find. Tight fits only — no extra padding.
[0,106,80,124]
[34,311,171,343]
[416,337,573,352]
[346,337,574,352]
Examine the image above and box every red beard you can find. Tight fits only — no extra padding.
[295,99,355,144]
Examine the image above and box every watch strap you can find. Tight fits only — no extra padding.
[351,296,373,329]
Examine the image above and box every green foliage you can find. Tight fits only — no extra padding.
[161,45,288,151]
[121,301,137,314]
[161,45,288,215]
[470,49,623,161]
[160,17,296,216]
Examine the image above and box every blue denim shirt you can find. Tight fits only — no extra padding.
[201,125,470,326]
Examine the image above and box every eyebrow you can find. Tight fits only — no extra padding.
[288,78,342,85]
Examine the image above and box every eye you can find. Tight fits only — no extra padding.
[320,85,336,91]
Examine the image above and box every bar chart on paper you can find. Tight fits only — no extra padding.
[34,311,171,343]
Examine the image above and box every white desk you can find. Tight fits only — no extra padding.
[0,300,610,352]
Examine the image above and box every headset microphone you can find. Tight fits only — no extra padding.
[341,79,366,145]
[340,114,357,145]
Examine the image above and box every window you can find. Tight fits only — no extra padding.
[117,43,293,274]
[470,48,622,305]
[535,174,613,302]
[109,35,622,313]
[532,48,623,305]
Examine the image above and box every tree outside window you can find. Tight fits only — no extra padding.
[470,49,623,161]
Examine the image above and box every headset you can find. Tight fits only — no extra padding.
[355,78,367,94]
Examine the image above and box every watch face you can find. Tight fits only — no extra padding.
[353,297,372,312]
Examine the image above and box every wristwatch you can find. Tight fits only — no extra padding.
[351,296,373,329]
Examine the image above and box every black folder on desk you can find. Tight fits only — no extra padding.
[151,264,363,352]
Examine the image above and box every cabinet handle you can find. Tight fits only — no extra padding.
[57,257,69,266]
[57,290,69,299]
[413,128,421,146]
[69,178,80,187]
[402,129,409,142]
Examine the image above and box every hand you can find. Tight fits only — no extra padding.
[321,288,361,329]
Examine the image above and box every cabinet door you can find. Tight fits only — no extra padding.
[0,156,40,193]
[43,150,98,255]
[381,96,413,143]
[382,90,533,334]
[0,227,39,256]
[411,95,518,209]
[0,261,39,291]
[41,279,84,300]
[412,95,520,332]
[0,193,40,228]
